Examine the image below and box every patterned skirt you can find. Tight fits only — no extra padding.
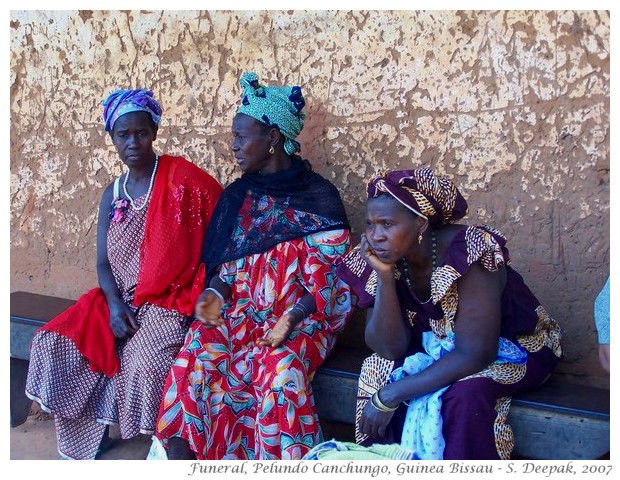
[26,303,188,459]
[25,202,189,459]
[156,317,337,460]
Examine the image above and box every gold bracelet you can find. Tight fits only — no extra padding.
[370,391,398,412]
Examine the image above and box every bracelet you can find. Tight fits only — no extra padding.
[370,390,398,412]
[204,287,225,305]
[285,302,310,319]
[293,302,310,318]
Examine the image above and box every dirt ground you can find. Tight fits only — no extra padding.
[10,403,151,460]
[10,403,354,461]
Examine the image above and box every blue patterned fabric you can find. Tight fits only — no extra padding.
[388,332,453,459]
[101,89,162,132]
[391,332,528,459]
[236,71,306,155]
[595,277,610,344]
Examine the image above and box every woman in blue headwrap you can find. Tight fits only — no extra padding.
[25,89,223,459]
[335,167,563,460]
[155,72,353,460]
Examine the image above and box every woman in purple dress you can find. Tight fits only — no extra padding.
[336,167,562,460]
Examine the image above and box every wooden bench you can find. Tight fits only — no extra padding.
[11,291,610,460]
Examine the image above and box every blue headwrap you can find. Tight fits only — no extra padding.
[236,72,306,155]
[101,89,162,132]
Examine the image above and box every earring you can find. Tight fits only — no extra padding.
[418,233,423,244]
[269,146,275,155]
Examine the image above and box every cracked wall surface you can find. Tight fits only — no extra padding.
[10,10,609,387]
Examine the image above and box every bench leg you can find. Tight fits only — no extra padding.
[11,357,33,428]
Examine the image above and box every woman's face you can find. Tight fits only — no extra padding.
[230,113,273,173]
[365,195,421,263]
[110,112,157,169]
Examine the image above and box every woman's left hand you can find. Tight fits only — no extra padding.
[256,311,298,348]
[358,396,396,439]
[194,289,225,328]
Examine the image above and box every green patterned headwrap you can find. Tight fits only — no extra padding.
[236,71,306,155]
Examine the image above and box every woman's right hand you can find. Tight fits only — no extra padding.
[195,289,225,328]
[360,234,394,276]
[108,299,138,339]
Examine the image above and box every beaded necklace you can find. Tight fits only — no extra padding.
[400,229,437,301]
[123,156,159,211]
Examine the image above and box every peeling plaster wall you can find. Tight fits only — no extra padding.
[10,10,609,387]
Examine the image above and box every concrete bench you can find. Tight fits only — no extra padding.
[11,291,610,460]
[313,345,610,460]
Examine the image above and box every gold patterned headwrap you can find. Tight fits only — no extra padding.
[367,166,468,225]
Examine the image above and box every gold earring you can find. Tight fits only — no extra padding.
[269,146,275,154]
[418,233,423,244]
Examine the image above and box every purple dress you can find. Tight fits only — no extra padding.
[336,224,563,460]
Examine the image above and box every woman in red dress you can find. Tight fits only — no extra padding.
[156,72,353,460]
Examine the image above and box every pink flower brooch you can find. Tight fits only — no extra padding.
[109,198,130,223]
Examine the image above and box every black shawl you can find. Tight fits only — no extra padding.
[202,156,350,280]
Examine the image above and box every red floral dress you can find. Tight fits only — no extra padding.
[156,229,352,459]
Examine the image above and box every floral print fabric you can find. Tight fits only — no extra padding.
[156,229,352,459]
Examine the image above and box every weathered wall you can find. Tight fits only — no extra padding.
[10,11,609,387]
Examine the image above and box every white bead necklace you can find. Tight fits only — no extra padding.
[123,156,159,211]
